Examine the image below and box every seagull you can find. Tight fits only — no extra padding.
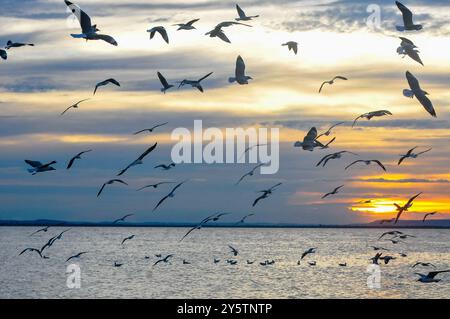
[378,231,404,240]
[235,213,255,225]
[25,160,57,175]
[40,230,71,254]
[214,258,220,264]
[412,262,436,268]
[370,246,389,251]
[252,183,282,207]
[322,185,344,199]
[404,71,436,117]
[205,21,251,43]
[339,263,347,267]
[423,211,438,222]
[228,55,252,85]
[301,248,316,260]
[357,199,372,204]
[370,252,382,265]
[19,247,43,258]
[394,192,422,223]
[317,122,345,138]
[318,76,348,93]
[30,226,50,236]
[5,40,34,50]
[157,72,174,94]
[153,254,173,266]
[153,180,187,212]
[67,150,92,169]
[352,110,392,127]
[60,98,90,116]
[228,245,239,256]
[66,252,87,262]
[136,182,174,191]
[294,127,335,151]
[65,0,117,46]
[0,49,7,60]
[316,151,358,167]
[117,143,158,176]
[173,19,199,31]
[397,37,423,66]
[180,212,230,242]
[380,255,396,265]
[121,235,135,245]
[399,253,408,257]
[228,260,238,265]
[238,144,267,160]
[395,1,422,31]
[235,164,263,185]
[345,159,386,171]
[114,261,123,267]
[415,270,450,283]
[113,213,134,224]
[134,122,168,135]
[235,4,259,21]
[147,26,169,44]
[247,260,255,264]
[97,179,128,197]
[282,41,298,55]
[308,261,317,266]
[93,78,120,95]
[183,260,191,265]
[177,72,213,92]
[398,147,431,165]
[394,233,416,239]
[154,163,176,171]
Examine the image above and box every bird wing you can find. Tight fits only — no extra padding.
[216,31,231,43]
[352,114,365,127]
[65,0,92,34]
[198,72,213,82]
[153,194,170,211]
[186,19,199,26]
[316,154,332,167]
[235,55,245,78]
[236,4,246,19]
[321,192,332,199]
[404,46,423,66]
[157,72,170,88]
[399,36,415,46]
[60,105,74,115]
[158,28,169,44]
[396,1,414,27]
[405,71,421,92]
[25,160,43,168]
[292,43,298,54]
[416,148,432,156]
[252,193,266,207]
[318,82,327,93]
[270,182,282,191]
[304,127,318,142]
[427,270,450,279]
[406,192,422,207]
[333,76,348,81]
[106,78,120,86]
[235,172,250,185]
[372,160,387,171]
[151,122,169,130]
[0,49,7,60]
[416,93,436,117]
[398,155,407,166]
[180,225,199,242]
[137,142,158,161]
[345,160,362,170]
[67,156,77,169]
[94,34,118,46]
[97,183,107,197]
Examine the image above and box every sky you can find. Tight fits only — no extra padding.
[0,0,449,224]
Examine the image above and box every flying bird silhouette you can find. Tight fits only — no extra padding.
[395,1,422,31]
[322,185,344,199]
[67,150,92,169]
[173,19,199,31]
[404,71,436,117]
[113,213,134,224]
[423,211,437,222]
[345,159,386,171]
[397,37,423,66]
[282,41,298,55]
[229,55,252,85]
[117,143,158,176]
[25,160,57,175]
[97,179,128,197]
[134,122,168,135]
[316,151,358,167]
[252,183,282,207]
[352,110,392,127]
[60,98,90,116]
[178,72,213,92]
[66,252,87,262]
[235,4,259,21]
[147,26,169,44]
[318,76,348,93]
[157,72,174,94]
[93,78,120,95]
[205,21,251,43]
[153,181,187,212]
[235,163,263,185]
[317,122,345,138]
[121,235,135,245]
[398,147,431,165]
[294,127,335,151]
[394,192,422,223]
[5,40,34,50]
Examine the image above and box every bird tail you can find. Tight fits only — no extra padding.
[402,89,414,98]
[70,33,87,39]
[228,77,236,83]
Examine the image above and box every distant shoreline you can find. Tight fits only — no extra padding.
[1,219,450,229]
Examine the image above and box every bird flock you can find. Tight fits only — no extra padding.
[5,0,448,285]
